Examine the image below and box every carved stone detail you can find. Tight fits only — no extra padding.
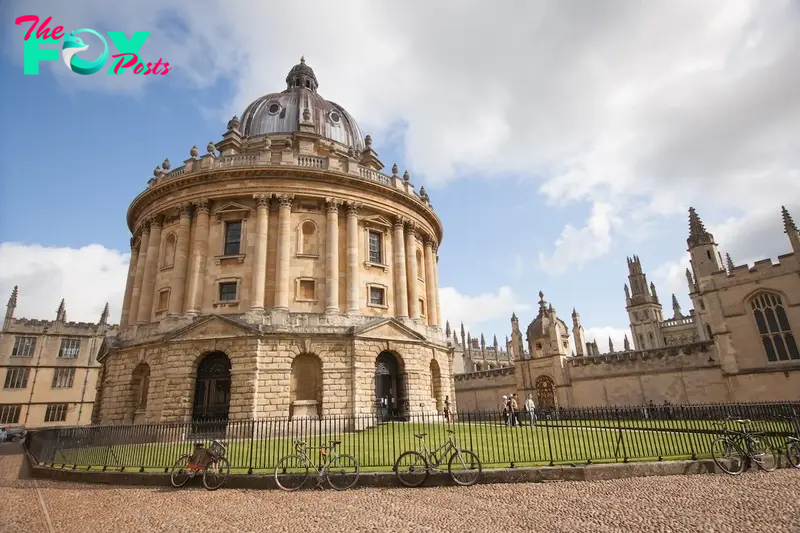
[404,219,417,235]
[193,198,210,215]
[254,193,272,208]
[277,194,294,209]
[346,201,362,217]
[179,202,193,218]
[394,216,407,229]
[325,197,342,213]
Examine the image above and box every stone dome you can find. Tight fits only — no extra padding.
[526,292,569,340]
[239,57,365,152]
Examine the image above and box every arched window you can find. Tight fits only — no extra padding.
[475,362,483,372]
[162,233,176,268]
[131,363,150,411]
[638,333,645,349]
[297,220,319,256]
[750,292,799,362]
[429,359,442,409]
[648,332,655,347]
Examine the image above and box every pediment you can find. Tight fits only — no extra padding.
[362,214,392,229]
[355,318,427,342]
[166,314,259,342]
[214,201,252,222]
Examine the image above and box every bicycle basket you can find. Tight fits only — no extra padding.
[209,440,227,457]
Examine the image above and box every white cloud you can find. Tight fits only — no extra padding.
[0,243,128,324]
[537,202,622,276]
[438,286,530,333]
[6,0,800,274]
[583,326,633,355]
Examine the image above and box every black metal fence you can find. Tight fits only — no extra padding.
[25,401,800,473]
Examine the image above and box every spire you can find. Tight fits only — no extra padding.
[537,291,546,315]
[725,253,735,273]
[649,281,658,300]
[608,337,614,353]
[623,334,631,351]
[56,299,66,322]
[672,294,682,319]
[492,334,498,350]
[687,207,715,248]
[624,283,631,301]
[99,302,109,325]
[782,205,797,234]
[453,331,459,346]
[5,285,17,324]
[445,320,451,338]
[511,312,518,322]
[480,333,486,349]
[685,268,695,292]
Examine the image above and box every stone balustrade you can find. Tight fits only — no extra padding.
[568,340,715,367]
[661,316,695,328]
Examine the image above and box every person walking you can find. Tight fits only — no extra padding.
[501,395,509,426]
[443,395,453,424]
[525,393,537,426]
[509,394,521,427]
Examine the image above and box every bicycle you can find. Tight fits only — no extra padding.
[170,439,231,490]
[710,416,778,475]
[274,439,360,491]
[394,429,482,487]
[777,414,800,468]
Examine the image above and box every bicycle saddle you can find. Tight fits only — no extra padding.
[414,433,427,439]
[735,419,751,425]
[330,440,342,446]
[446,429,455,435]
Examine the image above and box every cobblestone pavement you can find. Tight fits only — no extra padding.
[2,444,799,533]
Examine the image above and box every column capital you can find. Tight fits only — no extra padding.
[276,193,294,209]
[193,198,210,214]
[423,235,436,247]
[149,214,164,230]
[325,197,343,213]
[404,219,417,234]
[254,193,272,208]
[394,215,408,229]
[179,202,193,218]
[346,201,362,217]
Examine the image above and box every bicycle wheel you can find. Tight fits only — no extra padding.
[170,454,193,488]
[711,437,746,475]
[786,439,800,468]
[274,454,310,492]
[748,436,777,472]
[326,453,360,491]
[202,457,230,491]
[394,451,429,487]
[448,450,482,487]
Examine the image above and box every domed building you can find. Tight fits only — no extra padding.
[92,58,451,426]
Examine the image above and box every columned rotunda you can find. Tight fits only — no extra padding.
[92,58,452,425]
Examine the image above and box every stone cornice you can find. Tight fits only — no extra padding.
[126,165,443,243]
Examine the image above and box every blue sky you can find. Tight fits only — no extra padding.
[1,1,798,350]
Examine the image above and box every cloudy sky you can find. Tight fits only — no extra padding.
[1,1,798,351]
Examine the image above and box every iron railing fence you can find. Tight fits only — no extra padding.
[25,401,800,473]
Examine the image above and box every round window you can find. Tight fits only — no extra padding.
[268,103,281,114]
[329,111,341,124]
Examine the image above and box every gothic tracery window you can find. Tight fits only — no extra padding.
[751,292,799,362]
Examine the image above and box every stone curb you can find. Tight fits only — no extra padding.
[27,458,732,490]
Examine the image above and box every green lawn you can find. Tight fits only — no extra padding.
[41,417,793,474]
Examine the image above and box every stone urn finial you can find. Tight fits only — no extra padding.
[403,170,410,182]
[206,141,215,154]
[190,145,199,158]
[284,137,293,149]
[392,163,398,176]
[364,135,372,149]
[153,166,161,177]
[162,158,171,171]
[264,137,272,149]
[227,115,240,131]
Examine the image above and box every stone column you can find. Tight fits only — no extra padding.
[274,194,294,310]
[136,215,163,324]
[423,237,438,326]
[119,237,139,328]
[250,194,271,312]
[432,243,441,327]
[405,222,420,320]
[127,225,150,326]
[168,203,193,316]
[346,202,361,314]
[325,198,341,313]
[393,217,409,318]
[186,199,210,314]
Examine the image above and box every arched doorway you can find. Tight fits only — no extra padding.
[375,351,408,421]
[535,375,556,410]
[290,353,322,419]
[192,352,231,432]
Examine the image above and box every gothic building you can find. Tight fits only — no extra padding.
[454,206,800,410]
[91,58,452,425]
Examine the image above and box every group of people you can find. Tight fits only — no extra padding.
[501,393,537,427]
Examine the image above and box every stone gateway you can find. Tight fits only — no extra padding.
[91,58,453,424]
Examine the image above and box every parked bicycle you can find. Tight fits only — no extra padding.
[274,439,360,491]
[170,439,231,490]
[777,414,800,468]
[710,416,778,475]
[394,429,482,487]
